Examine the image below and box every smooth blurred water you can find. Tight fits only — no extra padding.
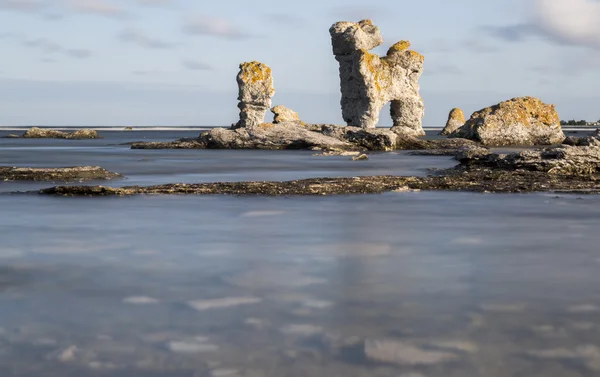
[1,130,600,377]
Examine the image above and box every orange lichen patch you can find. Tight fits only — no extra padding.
[259,122,276,129]
[359,19,373,27]
[449,108,466,122]
[407,50,425,63]
[239,61,272,84]
[469,97,560,128]
[387,40,411,55]
[360,50,392,94]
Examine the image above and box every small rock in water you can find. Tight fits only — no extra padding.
[364,339,459,366]
[57,345,78,363]
[352,154,369,161]
[167,340,219,354]
[122,296,160,305]
[187,296,262,311]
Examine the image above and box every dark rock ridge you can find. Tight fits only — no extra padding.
[4,127,102,139]
[1,166,121,181]
[37,145,600,196]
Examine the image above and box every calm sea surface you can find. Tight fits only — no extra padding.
[1,130,600,377]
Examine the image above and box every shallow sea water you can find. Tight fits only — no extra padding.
[1,130,600,377]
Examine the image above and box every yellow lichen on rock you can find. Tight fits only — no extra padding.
[239,61,272,84]
[408,50,425,62]
[358,19,373,27]
[387,41,411,55]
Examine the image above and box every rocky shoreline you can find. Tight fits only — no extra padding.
[1,166,121,181]
[35,145,600,196]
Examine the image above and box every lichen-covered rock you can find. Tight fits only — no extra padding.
[20,127,101,139]
[450,97,565,146]
[271,105,300,124]
[235,62,275,128]
[200,123,352,150]
[329,19,384,56]
[463,145,600,176]
[0,166,121,181]
[440,108,465,136]
[67,129,100,139]
[454,145,491,162]
[330,21,425,135]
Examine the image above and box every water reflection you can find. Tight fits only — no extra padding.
[0,192,600,376]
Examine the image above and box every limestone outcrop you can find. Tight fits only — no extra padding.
[14,127,101,139]
[449,97,565,146]
[271,105,300,124]
[460,145,600,176]
[329,20,425,136]
[440,108,465,136]
[235,62,275,128]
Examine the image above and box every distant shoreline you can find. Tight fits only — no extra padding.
[0,125,596,132]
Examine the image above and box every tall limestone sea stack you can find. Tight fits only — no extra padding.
[235,61,275,128]
[450,97,565,146]
[329,20,426,136]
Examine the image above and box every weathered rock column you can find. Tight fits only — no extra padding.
[329,20,426,136]
[440,108,466,136]
[235,61,275,128]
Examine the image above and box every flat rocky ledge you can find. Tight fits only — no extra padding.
[36,169,600,197]
[36,145,600,196]
[1,166,121,181]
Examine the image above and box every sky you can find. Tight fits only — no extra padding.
[0,0,599,126]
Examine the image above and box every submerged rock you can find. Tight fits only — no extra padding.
[235,62,275,128]
[271,105,301,124]
[450,97,565,146]
[440,108,465,136]
[330,20,425,135]
[15,127,101,139]
[352,154,369,161]
[0,166,121,181]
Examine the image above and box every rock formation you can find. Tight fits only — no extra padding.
[271,105,300,124]
[16,127,101,139]
[449,97,565,146]
[440,108,465,136]
[235,61,275,128]
[0,166,120,181]
[329,20,425,136]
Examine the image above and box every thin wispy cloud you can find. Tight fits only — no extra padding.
[18,35,92,59]
[183,14,252,40]
[0,0,45,12]
[182,59,212,71]
[329,5,388,21]
[118,29,175,49]
[67,0,126,18]
[486,0,600,50]
[137,0,173,5]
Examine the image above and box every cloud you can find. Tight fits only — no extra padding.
[486,0,600,50]
[182,59,212,71]
[67,0,125,18]
[329,5,389,21]
[18,35,92,59]
[22,38,62,53]
[263,13,305,26]
[65,48,93,58]
[427,64,464,76]
[183,14,251,39]
[118,29,175,49]
[137,0,172,5]
[0,0,45,12]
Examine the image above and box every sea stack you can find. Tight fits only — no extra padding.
[450,97,565,146]
[329,20,426,136]
[235,61,275,128]
[440,108,466,136]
